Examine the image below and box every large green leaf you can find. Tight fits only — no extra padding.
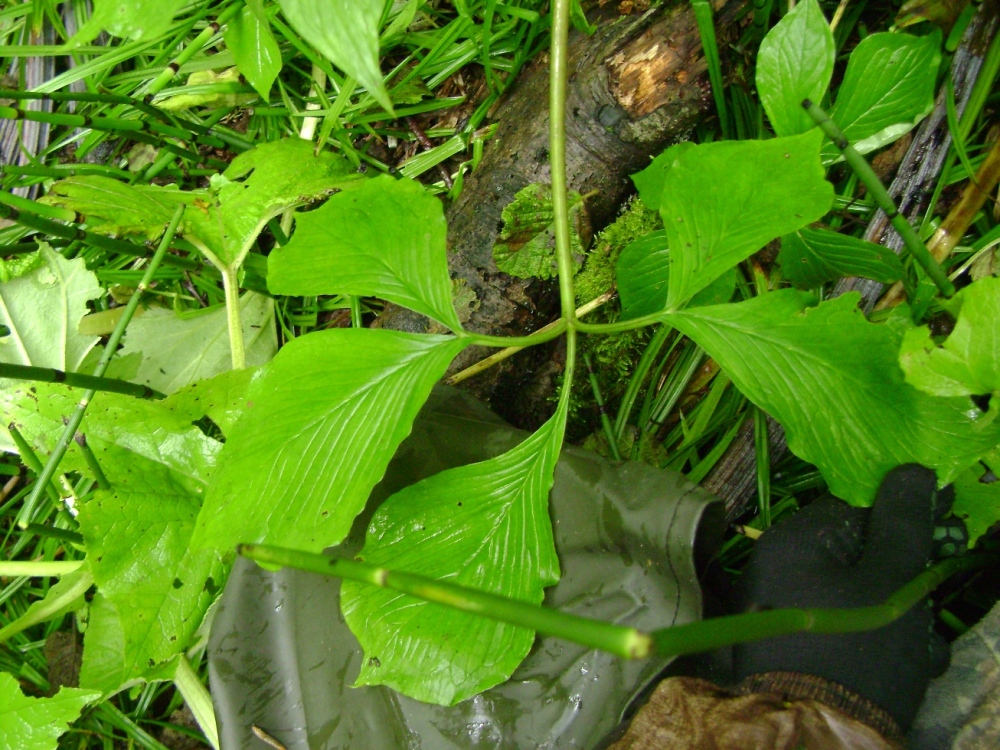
[120,292,276,395]
[277,0,392,113]
[192,138,363,269]
[0,568,92,645]
[0,672,100,750]
[341,396,567,706]
[156,68,258,112]
[952,462,1000,547]
[491,183,589,281]
[41,178,193,242]
[161,368,258,438]
[666,290,1000,505]
[72,0,185,44]
[77,458,224,693]
[756,0,834,137]
[0,383,220,495]
[616,231,735,319]
[0,244,101,371]
[899,276,1000,398]
[630,142,694,210]
[225,0,282,98]
[825,31,941,160]
[191,329,469,554]
[778,227,904,288]
[45,143,361,273]
[661,130,833,310]
[268,176,461,330]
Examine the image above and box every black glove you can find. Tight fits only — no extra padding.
[733,464,952,734]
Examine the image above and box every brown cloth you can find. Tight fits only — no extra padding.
[609,675,905,750]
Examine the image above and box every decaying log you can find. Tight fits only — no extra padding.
[379,0,742,429]
[707,4,1000,521]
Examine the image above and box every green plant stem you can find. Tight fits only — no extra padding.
[465,319,568,348]
[142,2,246,100]
[922,26,1000,234]
[96,703,172,750]
[691,0,731,140]
[549,0,577,323]
[239,542,652,659]
[0,202,199,270]
[74,434,111,491]
[584,352,621,460]
[17,206,186,529]
[447,292,612,385]
[174,656,220,750]
[221,266,246,370]
[575,310,667,335]
[0,89,179,128]
[0,105,221,167]
[23,524,84,545]
[651,552,997,655]
[0,363,158,398]
[0,191,76,223]
[239,543,998,659]
[614,325,672,439]
[801,99,955,298]
[7,424,61,506]
[2,163,132,180]
[754,407,771,528]
[0,560,84,577]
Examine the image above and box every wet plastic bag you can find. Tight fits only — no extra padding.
[208,386,723,749]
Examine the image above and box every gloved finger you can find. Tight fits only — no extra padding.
[934,482,956,520]
[857,464,938,584]
[749,496,868,571]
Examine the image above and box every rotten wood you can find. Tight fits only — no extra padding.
[378,0,742,429]
[706,4,1000,521]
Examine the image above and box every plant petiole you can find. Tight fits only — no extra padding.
[221,265,247,370]
[239,544,998,660]
[802,99,955,298]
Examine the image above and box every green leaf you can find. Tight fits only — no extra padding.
[0,244,101,371]
[225,0,282,98]
[825,31,941,160]
[0,672,100,750]
[269,176,461,330]
[662,130,833,309]
[120,292,276,395]
[156,68,258,112]
[71,0,185,44]
[491,183,590,281]
[161,368,258,438]
[0,569,93,644]
[778,227,904,288]
[77,460,224,692]
[666,290,1000,505]
[192,138,362,270]
[952,463,1000,547]
[41,177,193,242]
[277,0,393,113]
[191,329,469,554]
[630,142,694,210]
[899,276,1000,398]
[0,383,220,495]
[341,398,567,705]
[616,231,735,319]
[756,0,834,137]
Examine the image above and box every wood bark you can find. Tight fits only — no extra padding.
[378,0,741,429]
